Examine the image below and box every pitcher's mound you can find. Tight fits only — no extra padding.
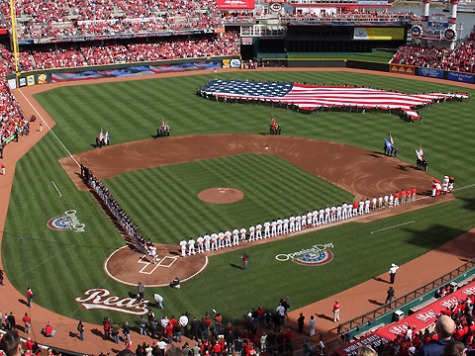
[198,188,244,204]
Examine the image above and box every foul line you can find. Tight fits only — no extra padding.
[454,182,475,192]
[370,220,415,235]
[50,180,63,197]
[17,89,80,167]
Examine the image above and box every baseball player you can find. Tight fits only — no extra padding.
[401,190,406,204]
[218,232,225,249]
[211,233,218,250]
[336,206,342,221]
[394,191,399,206]
[264,221,271,238]
[204,234,211,251]
[295,215,302,231]
[364,198,370,214]
[307,212,313,227]
[225,230,232,248]
[383,195,389,209]
[301,214,307,230]
[371,196,377,211]
[342,203,348,220]
[188,238,196,256]
[271,220,277,237]
[377,196,383,210]
[442,176,449,194]
[249,225,255,241]
[347,203,353,218]
[277,218,283,235]
[283,217,289,234]
[330,206,336,223]
[389,194,394,208]
[312,210,318,227]
[352,201,358,216]
[324,207,331,224]
[289,216,295,233]
[256,223,263,240]
[232,228,240,246]
[358,200,364,216]
[240,227,247,242]
[197,236,204,253]
[412,187,417,202]
[319,208,325,225]
[180,240,187,257]
[406,189,412,203]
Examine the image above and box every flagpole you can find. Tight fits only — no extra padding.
[9,0,20,88]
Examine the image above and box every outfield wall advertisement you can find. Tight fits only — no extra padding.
[353,27,405,41]
[217,0,255,9]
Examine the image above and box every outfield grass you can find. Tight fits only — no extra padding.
[2,71,475,326]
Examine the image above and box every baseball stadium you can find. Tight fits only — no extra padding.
[0,0,475,354]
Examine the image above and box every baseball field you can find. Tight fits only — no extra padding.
[2,69,475,340]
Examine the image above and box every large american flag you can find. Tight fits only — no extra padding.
[201,79,468,120]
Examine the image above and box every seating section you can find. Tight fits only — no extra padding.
[390,29,475,73]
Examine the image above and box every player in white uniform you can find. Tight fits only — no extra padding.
[277,219,283,235]
[188,238,196,256]
[249,225,255,241]
[204,234,211,251]
[312,211,319,227]
[225,230,232,248]
[197,236,204,253]
[389,194,394,208]
[289,216,296,233]
[256,223,263,240]
[307,212,313,227]
[218,232,225,249]
[371,196,377,211]
[211,233,218,250]
[341,203,347,220]
[324,207,331,224]
[319,209,325,225]
[295,215,302,231]
[383,195,389,209]
[240,227,247,242]
[271,220,277,237]
[336,206,342,221]
[365,198,370,214]
[358,200,364,216]
[232,228,240,246]
[180,240,187,257]
[264,221,271,238]
[378,196,383,210]
[283,218,289,234]
[301,214,307,230]
[347,203,352,219]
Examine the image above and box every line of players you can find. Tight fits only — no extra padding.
[179,188,417,257]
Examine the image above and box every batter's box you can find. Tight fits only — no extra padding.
[157,256,178,268]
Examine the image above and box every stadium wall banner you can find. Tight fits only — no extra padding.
[337,280,475,356]
[417,67,444,79]
[27,75,35,86]
[447,71,474,84]
[217,0,255,10]
[390,64,415,75]
[50,62,222,82]
[353,27,405,41]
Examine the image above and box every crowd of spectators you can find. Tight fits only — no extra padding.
[0,33,239,72]
[0,0,224,40]
[280,9,419,23]
[0,80,28,150]
[390,29,475,73]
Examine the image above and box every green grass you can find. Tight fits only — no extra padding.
[2,70,475,326]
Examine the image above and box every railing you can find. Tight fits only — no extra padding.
[336,258,475,338]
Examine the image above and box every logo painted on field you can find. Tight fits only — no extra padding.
[47,210,85,232]
[275,243,334,266]
[75,289,150,315]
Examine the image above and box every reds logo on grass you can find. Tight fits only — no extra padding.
[47,210,85,232]
[76,289,150,315]
[275,243,334,266]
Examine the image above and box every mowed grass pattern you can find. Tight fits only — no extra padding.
[1,70,475,325]
[104,154,353,242]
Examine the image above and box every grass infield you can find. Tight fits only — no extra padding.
[2,71,475,326]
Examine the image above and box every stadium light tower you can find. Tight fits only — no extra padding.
[9,0,20,87]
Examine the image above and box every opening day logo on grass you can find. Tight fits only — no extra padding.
[75,289,150,315]
[275,243,334,266]
[47,210,85,232]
